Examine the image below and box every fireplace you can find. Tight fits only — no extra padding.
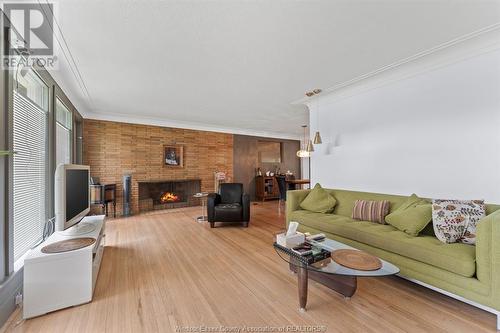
[138,179,201,212]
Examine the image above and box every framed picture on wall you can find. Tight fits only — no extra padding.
[258,140,282,163]
[164,145,184,168]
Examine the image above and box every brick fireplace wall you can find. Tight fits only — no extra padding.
[83,119,233,216]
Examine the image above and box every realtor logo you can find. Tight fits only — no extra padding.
[2,2,57,69]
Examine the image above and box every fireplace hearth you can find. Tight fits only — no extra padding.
[138,179,201,212]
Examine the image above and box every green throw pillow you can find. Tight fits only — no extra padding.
[300,183,337,214]
[385,194,432,236]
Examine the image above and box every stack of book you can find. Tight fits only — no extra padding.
[274,241,330,265]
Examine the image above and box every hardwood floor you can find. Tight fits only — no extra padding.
[3,201,497,332]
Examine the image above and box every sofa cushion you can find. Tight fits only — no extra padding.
[290,210,354,229]
[385,194,432,236]
[352,199,390,224]
[214,203,242,221]
[299,183,337,213]
[432,199,486,245]
[289,210,476,278]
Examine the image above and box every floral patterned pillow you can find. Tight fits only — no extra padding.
[432,199,486,245]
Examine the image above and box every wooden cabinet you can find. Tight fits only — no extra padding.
[255,176,279,201]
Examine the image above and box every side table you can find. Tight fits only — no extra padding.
[193,193,209,222]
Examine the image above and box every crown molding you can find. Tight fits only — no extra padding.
[83,111,301,140]
[293,22,500,107]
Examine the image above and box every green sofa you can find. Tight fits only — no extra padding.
[286,188,500,329]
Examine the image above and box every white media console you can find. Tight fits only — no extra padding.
[23,215,106,319]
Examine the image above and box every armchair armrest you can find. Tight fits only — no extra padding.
[285,190,311,228]
[242,193,250,222]
[207,193,221,222]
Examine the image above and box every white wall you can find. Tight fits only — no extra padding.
[309,47,500,203]
[301,156,310,181]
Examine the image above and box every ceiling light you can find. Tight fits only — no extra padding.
[306,89,323,145]
[306,140,314,153]
[313,131,322,144]
[296,125,311,158]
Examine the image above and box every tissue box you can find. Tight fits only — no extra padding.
[276,232,305,248]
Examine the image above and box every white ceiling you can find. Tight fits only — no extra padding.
[49,0,500,138]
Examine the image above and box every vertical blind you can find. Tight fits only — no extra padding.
[56,98,72,166]
[12,90,48,261]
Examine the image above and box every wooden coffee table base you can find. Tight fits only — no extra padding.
[290,263,357,311]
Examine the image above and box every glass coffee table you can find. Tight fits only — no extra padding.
[274,237,399,312]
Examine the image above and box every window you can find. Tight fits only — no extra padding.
[56,98,72,166]
[15,70,49,110]
[12,70,49,261]
[74,117,83,164]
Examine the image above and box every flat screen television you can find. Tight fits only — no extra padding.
[55,164,93,235]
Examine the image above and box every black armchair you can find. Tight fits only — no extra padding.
[207,183,250,228]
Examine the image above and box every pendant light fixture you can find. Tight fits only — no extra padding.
[313,132,322,145]
[296,125,311,158]
[306,139,314,153]
[305,89,323,145]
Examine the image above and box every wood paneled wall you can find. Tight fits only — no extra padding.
[83,119,233,216]
[233,135,301,200]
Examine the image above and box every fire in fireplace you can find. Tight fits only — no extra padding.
[138,179,201,212]
[160,192,180,203]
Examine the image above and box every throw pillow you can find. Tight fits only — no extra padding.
[385,194,432,236]
[352,199,390,224]
[299,183,337,214]
[432,199,486,244]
